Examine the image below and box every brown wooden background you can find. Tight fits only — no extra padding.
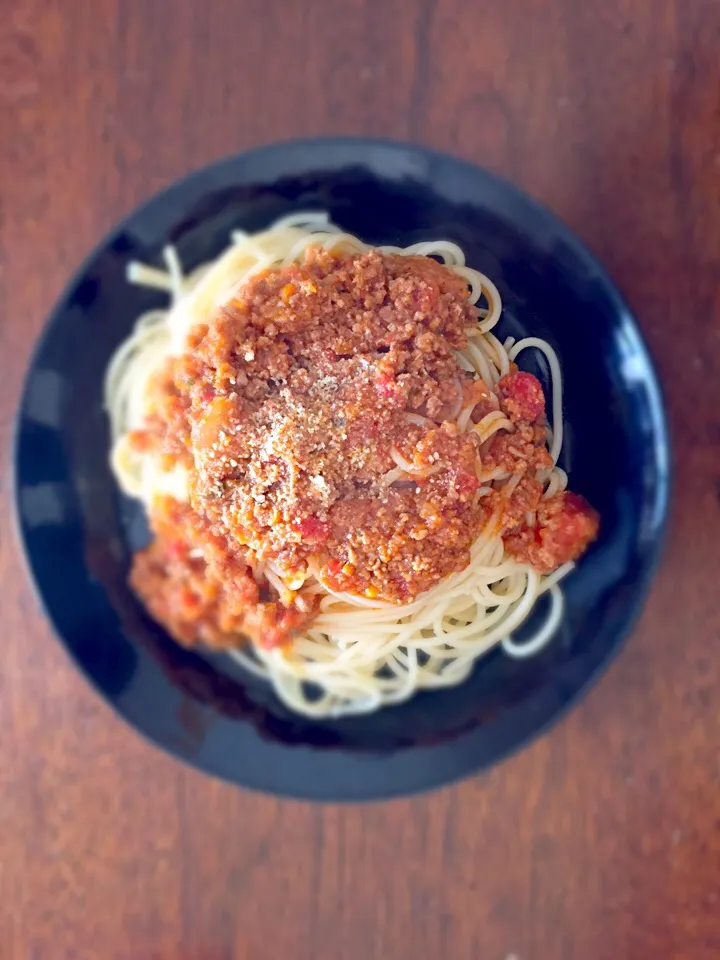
[2,1,719,958]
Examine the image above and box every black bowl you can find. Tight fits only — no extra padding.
[14,139,670,800]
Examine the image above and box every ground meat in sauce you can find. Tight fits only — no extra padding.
[503,491,599,573]
[131,499,316,649]
[129,248,598,649]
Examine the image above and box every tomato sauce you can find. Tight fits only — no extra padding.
[129,249,598,649]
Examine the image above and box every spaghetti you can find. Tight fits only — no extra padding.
[105,213,598,718]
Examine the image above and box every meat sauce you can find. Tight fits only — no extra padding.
[131,498,315,649]
[129,248,598,649]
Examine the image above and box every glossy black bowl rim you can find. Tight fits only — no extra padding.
[12,137,672,799]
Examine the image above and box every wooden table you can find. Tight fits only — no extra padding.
[2,2,719,957]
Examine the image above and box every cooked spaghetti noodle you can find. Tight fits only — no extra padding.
[105,212,598,717]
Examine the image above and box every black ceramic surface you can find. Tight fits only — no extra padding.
[14,139,670,800]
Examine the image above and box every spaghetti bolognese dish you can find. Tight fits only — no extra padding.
[105,212,598,718]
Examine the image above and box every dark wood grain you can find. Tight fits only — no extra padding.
[1,1,719,957]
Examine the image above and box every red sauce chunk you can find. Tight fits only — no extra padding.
[503,491,599,573]
[129,247,599,650]
[498,371,546,423]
